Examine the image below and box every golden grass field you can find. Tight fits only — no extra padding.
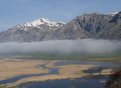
[0,59,49,80]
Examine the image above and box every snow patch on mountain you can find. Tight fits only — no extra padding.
[110,12,119,16]
[17,18,65,28]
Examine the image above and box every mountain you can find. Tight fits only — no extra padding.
[0,18,64,42]
[0,11,121,42]
[56,13,112,39]
[57,11,121,40]
[99,11,121,39]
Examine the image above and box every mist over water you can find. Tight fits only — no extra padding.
[0,39,121,55]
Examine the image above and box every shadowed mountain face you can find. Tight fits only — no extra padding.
[56,13,113,39]
[0,12,121,42]
[99,12,121,39]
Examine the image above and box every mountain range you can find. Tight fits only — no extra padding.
[0,11,121,42]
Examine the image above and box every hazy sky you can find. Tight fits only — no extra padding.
[0,0,121,31]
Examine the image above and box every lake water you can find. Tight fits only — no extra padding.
[54,60,120,69]
[19,77,107,88]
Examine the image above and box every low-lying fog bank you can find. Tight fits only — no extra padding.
[0,39,121,55]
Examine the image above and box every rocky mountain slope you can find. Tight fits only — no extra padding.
[0,11,121,42]
[0,18,64,42]
[56,13,113,39]
[99,11,121,39]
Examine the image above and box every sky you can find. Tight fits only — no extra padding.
[0,0,121,31]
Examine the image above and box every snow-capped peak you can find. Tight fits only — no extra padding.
[110,12,119,16]
[40,18,51,23]
[18,18,65,28]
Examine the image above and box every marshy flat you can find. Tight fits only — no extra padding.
[0,58,120,88]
